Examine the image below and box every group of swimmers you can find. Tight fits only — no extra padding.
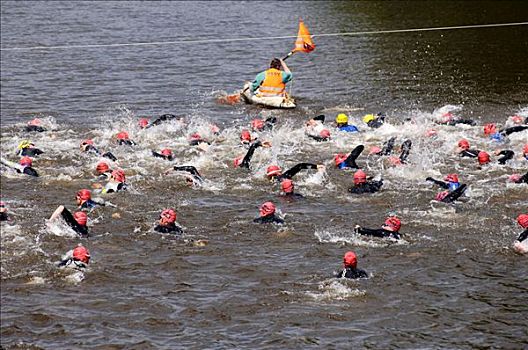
[1,109,527,279]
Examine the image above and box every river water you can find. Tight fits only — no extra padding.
[1,1,527,349]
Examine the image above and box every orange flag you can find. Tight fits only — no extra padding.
[293,19,315,53]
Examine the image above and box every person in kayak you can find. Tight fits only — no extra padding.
[265,163,324,182]
[25,118,47,132]
[1,156,39,177]
[251,58,292,97]
[114,131,136,146]
[354,216,402,240]
[279,179,303,199]
[168,165,204,186]
[0,201,9,221]
[253,201,284,224]
[16,140,44,157]
[348,169,383,194]
[335,113,359,133]
[513,214,528,254]
[363,113,385,129]
[58,244,90,270]
[234,140,271,169]
[80,139,117,162]
[152,148,174,161]
[154,208,183,234]
[76,189,105,211]
[49,205,89,236]
[334,145,364,170]
[334,251,368,279]
[456,139,480,158]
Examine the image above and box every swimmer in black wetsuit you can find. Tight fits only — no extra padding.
[253,201,284,224]
[334,145,364,170]
[101,169,127,194]
[16,140,44,157]
[348,169,383,194]
[251,117,276,132]
[494,150,515,165]
[279,179,303,199]
[509,171,528,184]
[143,114,183,129]
[456,139,480,158]
[305,116,331,142]
[76,189,106,211]
[58,244,90,270]
[80,139,117,162]
[434,184,467,203]
[426,173,462,191]
[363,113,385,129]
[115,132,136,146]
[154,208,183,234]
[233,140,272,169]
[152,148,174,161]
[95,161,113,180]
[266,163,324,182]
[436,112,476,126]
[25,118,47,132]
[169,165,203,185]
[514,214,528,253]
[355,216,402,240]
[334,251,368,279]
[49,205,89,236]
[1,156,39,177]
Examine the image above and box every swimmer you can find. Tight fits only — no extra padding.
[95,161,113,180]
[522,143,528,161]
[354,216,402,240]
[279,179,303,199]
[513,214,528,254]
[143,113,183,129]
[436,112,476,126]
[154,208,183,234]
[434,184,467,204]
[335,113,359,133]
[334,145,364,170]
[16,140,44,157]
[251,117,276,132]
[101,169,127,193]
[57,244,90,270]
[508,172,528,184]
[388,139,412,165]
[363,113,385,129]
[188,133,211,147]
[370,136,397,156]
[76,189,105,211]
[457,139,480,158]
[0,201,9,221]
[240,129,256,145]
[348,169,383,194]
[80,139,117,162]
[334,251,368,279]
[1,156,39,177]
[484,123,528,142]
[266,163,325,182]
[169,165,204,185]
[234,140,271,169]
[305,115,331,142]
[494,149,515,165]
[152,148,174,161]
[253,201,284,224]
[114,131,136,146]
[477,151,491,166]
[25,118,47,132]
[426,173,462,191]
[49,205,89,236]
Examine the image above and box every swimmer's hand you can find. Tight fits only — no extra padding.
[354,225,360,233]
[317,164,326,171]
[261,141,272,148]
[425,177,434,182]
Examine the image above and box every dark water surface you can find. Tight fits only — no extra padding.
[1,1,527,349]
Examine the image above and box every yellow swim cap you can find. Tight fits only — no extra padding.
[18,140,32,149]
[336,113,348,124]
[363,114,375,123]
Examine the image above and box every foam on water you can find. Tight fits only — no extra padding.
[305,280,367,301]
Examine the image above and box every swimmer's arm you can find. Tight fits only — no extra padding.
[282,163,318,179]
[517,229,528,243]
[426,177,449,189]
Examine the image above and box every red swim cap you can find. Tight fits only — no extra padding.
[28,118,41,126]
[233,156,243,168]
[266,165,282,177]
[160,208,177,224]
[76,189,92,201]
[458,139,470,150]
[508,174,521,183]
[116,131,129,140]
[444,174,459,183]
[73,245,90,264]
[517,214,528,228]
[319,129,331,139]
[210,124,220,134]
[138,118,149,128]
[369,146,382,155]
[111,169,126,183]
[353,170,367,185]
[96,161,110,174]
[240,129,252,143]
[334,154,348,167]
[189,133,202,141]
[478,151,490,165]
[435,191,449,201]
[281,179,294,194]
[73,211,88,226]
[511,115,523,124]
[483,123,496,135]
[19,156,32,167]
[160,148,172,157]
[384,216,401,232]
[441,112,454,122]
[426,129,438,137]
[523,144,528,155]
[343,251,357,268]
[80,139,94,148]
[251,119,265,131]
[388,156,401,166]
[259,201,276,217]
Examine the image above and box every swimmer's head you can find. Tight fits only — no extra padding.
[160,208,177,225]
[96,161,110,175]
[426,129,438,138]
[73,245,90,264]
[334,154,348,167]
[28,118,41,126]
[259,201,276,217]
[251,119,265,131]
[138,118,149,129]
[483,123,496,136]
[517,214,528,229]
[80,139,94,151]
[111,169,126,183]
[240,129,252,144]
[458,139,470,150]
[116,131,130,140]
[73,211,88,226]
[478,151,490,165]
[523,143,528,156]
[19,156,32,167]
[441,112,454,123]
[160,148,173,158]
[383,216,401,232]
[444,174,459,183]
[266,165,282,179]
[76,189,92,204]
[511,115,523,125]
[508,174,521,183]
[353,170,367,185]
[281,179,294,194]
[0,201,6,213]
[343,251,357,269]
[319,129,331,139]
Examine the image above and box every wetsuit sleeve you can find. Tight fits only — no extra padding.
[497,150,514,165]
[344,145,364,169]
[241,141,262,168]
[357,227,397,239]
[60,207,88,236]
[282,71,292,83]
[23,167,39,177]
[426,177,449,189]
[251,71,266,92]
[517,229,528,243]
[152,151,165,159]
[173,166,203,182]
[499,125,528,136]
[520,172,528,184]
[102,152,117,162]
[281,163,317,180]
[399,140,412,163]
[460,149,479,158]
[381,137,396,155]
[86,145,101,155]
[441,184,467,203]
[149,114,178,127]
